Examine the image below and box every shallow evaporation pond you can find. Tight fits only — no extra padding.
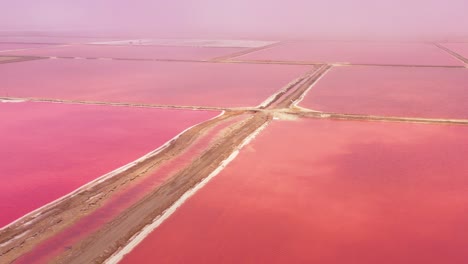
[0,102,219,227]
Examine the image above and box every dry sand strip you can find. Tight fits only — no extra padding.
[434,43,468,65]
[270,64,332,109]
[0,97,243,112]
[49,112,270,264]
[0,56,45,64]
[210,41,288,62]
[283,109,468,126]
[226,59,324,66]
[0,111,251,263]
[227,59,467,68]
[257,65,321,109]
[3,54,323,66]
[0,56,16,62]
[89,39,278,48]
[344,63,466,68]
[105,118,270,264]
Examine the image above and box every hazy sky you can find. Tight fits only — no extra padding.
[1,0,467,40]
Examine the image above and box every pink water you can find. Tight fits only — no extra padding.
[5,44,245,61]
[300,66,468,119]
[14,113,248,264]
[0,43,55,52]
[0,36,122,44]
[0,59,311,107]
[122,118,468,264]
[0,102,218,227]
[238,41,464,66]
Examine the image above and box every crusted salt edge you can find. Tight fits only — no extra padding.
[257,77,301,108]
[104,120,270,264]
[0,48,36,53]
[0,98,26,103]
[89,39,151,45]
[0,110,225,233]
[291,65,333,107]
[0,44,70,54]
[257,70,314,108]
[90,39,277,48]
[257,65,326,109]
[0,97,231,111]
[0,230,30,248]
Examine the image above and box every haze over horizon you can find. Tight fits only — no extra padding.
[1,0,467,41]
